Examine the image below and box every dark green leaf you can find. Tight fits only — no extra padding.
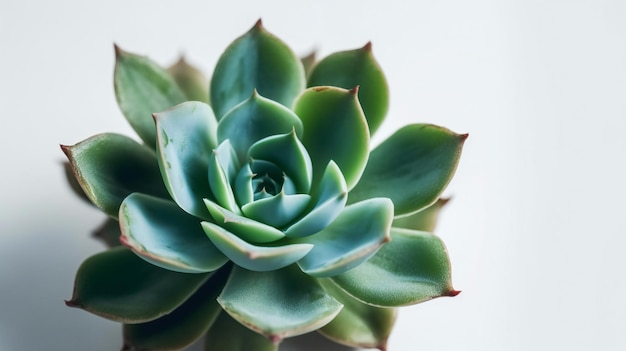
[307,43,388,135]
[210,20,305,119]
[114,45,187,147]
[205,311,278,351]
[331,228,459,307]
[61,133,169,218]
[348,124,467,216]
[66,247,211,323]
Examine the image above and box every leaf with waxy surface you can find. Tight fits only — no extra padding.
[348,124,467,216]
[241,192,311,228]
[120,193,228,273]
[114,45,187,147]
[319,280,396,350]
[204,311,278,351]
[210,20,306,119]
[167,56,210,103]
[217,91,304,162]
[331,228,458,307]
[208,140,241,214]
[123,266,230,350]
[307,43,389,135]
[66,247,211,323]
[201,221,312,271]
[297,198,394,277]
[218,265,343,340]
[204,199,285,243]
[154,101,218,219]
[61,133,169,218]
[294,87,369,190]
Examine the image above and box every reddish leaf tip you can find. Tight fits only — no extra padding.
[64,299,82,308]
[254,18,263,29]
[363,41,373,52]
[59,144,71,157]
[349,85,360,95]
[269,334,282,345]
[447,289,462,297]
[113,43,123,58]
[458,133,469,141]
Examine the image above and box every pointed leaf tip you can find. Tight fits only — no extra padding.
[447,289,462,297]
[255,18,263,28]
[363,41,373,51]
[459,133,469,141]
[113,43,122,58]
[349,85,360,94]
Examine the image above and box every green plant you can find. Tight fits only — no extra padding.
[62,20,466,351]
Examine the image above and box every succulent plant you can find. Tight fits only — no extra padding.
[62,20,467,351]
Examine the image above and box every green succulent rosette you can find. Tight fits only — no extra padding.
[62,20,466,351]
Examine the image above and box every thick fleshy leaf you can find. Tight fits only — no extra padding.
[120,193,228,273]
[284,161,347,238]
[92,217,122,248]
[217,91,303,162]
[242,192,311,228]
[392,198,450,232]
[61,133,169,218]
[208,140,241,213]
[301,50,317,79]
[62,161,90,204]
[307,43,388,135]
[248,130,313,194]
[297,198,393,277]
[210,20,306,119]
[154,101,218,218]
[234,163,255,206]
[331,228,459,307]
[123,266,230,351]
[319,280,396,350]
[114,45,187,146]
[202,221,312,271]
[217,265,343,341]
[167,56,210,103]
[204,199,285,243]
[66,247,210,323]
[348,124,467,216]
[204,311,278,351]
[294,87,369,190]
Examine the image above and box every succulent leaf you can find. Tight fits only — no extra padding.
[319,279,396,350]
[62,161,90,204]
[297,198,394,277]
[201,221,312,271]
[294,86,369,190]
[204,311,278,351]
[114,46,187,147]
[122,266,229,350]
[167,56,210,103]
[217,265,343,341]
[241,192,311,228]
[208,140,242,214]
[119,193,228,273]
[248,130,313,194]
[331,228,458,307]
[284,161,348,238]
[300,50,317,79]
[210,20,306,119]
[66,247,211,323]
[217,91,304,162]
[393,198,450,232]
[307,43,389,135]
[61,133,169,218]
[204,199,285,243]
[348,124,467,216]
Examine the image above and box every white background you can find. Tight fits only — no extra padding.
[1,0,625,350]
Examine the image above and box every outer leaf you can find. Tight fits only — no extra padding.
[217,91,303,162]
[217,265,343,341]
[319,280,396,350]
[66,247,210,323]
[307,43,389,135]
[119,193,228,273]
[392,198,450,232]
[61,133,169,218]
[114,45,187,146]
[210,20,306,119]
[297,198,394,277]
[123,266,230,351]
[201,221,312,271]
[62,161,90,204]
[204,311,278,351]
[348,124,467,216]
[154,101,218,218]
[293,87,369,190]
[301,50,317,79]
[331,228,459,307]
[167,56,210,103]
